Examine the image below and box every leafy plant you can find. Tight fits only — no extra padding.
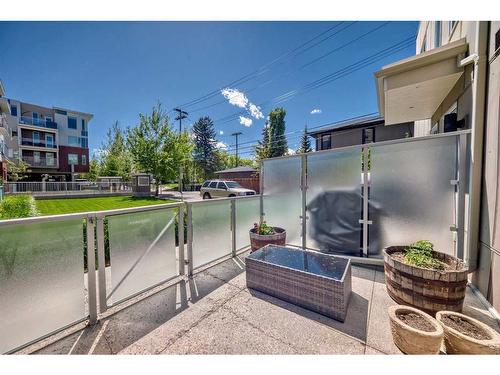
[253,221,275,235]
[0,195,39,219]
[404,240,445,270]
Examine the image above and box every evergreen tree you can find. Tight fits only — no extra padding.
[255,122,270,162]
[268,107,287,158]
[297,125,312,154]
[192,116,218,179]
[99,121,132,179]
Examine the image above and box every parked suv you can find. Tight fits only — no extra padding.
[200,180,256,199]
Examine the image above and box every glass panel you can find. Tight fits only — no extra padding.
[192,200,231,268]
[235,196,261,251]
[0,218,85,354]
[306,149,362,255]
[369,136,457,257]
[108,208,177,303]
[262,156,302,246]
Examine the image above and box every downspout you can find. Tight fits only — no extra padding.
[459,22,488,271]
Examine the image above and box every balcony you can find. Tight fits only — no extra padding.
[20,138,58,149]
[21,155,58,168]
[18,116,58,130]
[1,131,499,355]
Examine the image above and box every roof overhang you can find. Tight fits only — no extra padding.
[375,38,468,125]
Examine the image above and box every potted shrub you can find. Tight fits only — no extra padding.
[383,240,468,315]
[436,311,500,354]
[249,220,286,252]
[388,305,444,354]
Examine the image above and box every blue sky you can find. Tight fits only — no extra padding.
[0,21,418,157]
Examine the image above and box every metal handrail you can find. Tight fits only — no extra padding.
[18,116,58,129]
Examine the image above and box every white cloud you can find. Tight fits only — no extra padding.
[287,148,296,155]
[221,87,264,121]
[221,88,248,108]
[219,130,224,135]
[239,116,253,127]
[215,141,228,150]
[248,103,264,119]
[310,108,322,115]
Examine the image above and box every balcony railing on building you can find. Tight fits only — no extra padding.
[19,116,58,130]
[20,138,58,149]
[21,155,58,168]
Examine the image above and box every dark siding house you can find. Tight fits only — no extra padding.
[308,115,414,151]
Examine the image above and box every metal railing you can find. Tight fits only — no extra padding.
[19,116,58,130]
[4,181,133,195]
[20,156,58,168]
[0,196,259,354]
[0,131,473,354]
[20,138,58,149]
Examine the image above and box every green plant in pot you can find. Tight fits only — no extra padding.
[249,219,286,252]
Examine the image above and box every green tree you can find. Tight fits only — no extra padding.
[297,125,312,154]
[87,155,101,181]
[98,121,132,179]
[192,116,219,179]
[268,107,288,158]
[255,122,270,162]
[127,103,173,189]
[216,150,256,170]
[6,159,30,182]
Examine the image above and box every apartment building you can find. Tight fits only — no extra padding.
[307,115,413,151]
[375,21,500,311]
[0,81,92,181]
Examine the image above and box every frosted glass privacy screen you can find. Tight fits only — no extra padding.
[306,149,362,255]
[262,156,302,246]
[369,136,457,257]
[0,219,85,354]
[107,208,177,303]
[235,196,261,250]
[191,200,232,268]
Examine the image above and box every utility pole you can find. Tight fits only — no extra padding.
[173,108,188,132]
[231,132,242,167]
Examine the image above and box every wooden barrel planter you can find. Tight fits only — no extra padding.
[383,246,468,316]
[249,227,286,252]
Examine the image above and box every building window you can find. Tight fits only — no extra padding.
[495,28,500,52]
[81,154,87,165]
[68,116,77,129]
[11,129,17,137]
[321,134,331,150]
[46,134,54,148]
[46,153,55,166]
[80,137,88,148]
[34,151,40,164]
[421,34,427,53]
[434,21,442,48]
[33,131,40,146]
[10,104,17,116]
[68,136,79,146]
[138,176,149,186]
[81,119,87,130]
[449,21,458,34]
[68,153,78,165]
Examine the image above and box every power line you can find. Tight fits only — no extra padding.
[187,22,390,116]
[214,36,414,125]
[174,22,351,110]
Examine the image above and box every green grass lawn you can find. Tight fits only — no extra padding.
[36,196,174,215]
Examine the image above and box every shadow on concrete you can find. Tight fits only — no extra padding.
[35,255,246,354]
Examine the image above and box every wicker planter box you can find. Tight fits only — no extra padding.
[383,246,468,316]
[246,245,352,322]
[249,227,286,252]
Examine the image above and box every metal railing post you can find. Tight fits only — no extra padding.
[186,203,194,277]
[96,214,108,313]
[231,199,236,257]
[300,154,307,250]
[178,205,185,276]
[259,161,264,222]
[86,214,98,324]
[456,133,467,260]
[360,146,371,257]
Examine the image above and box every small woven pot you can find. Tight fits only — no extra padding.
[388,305,444,354]
[249,227,286,252]
[436,311,500,354]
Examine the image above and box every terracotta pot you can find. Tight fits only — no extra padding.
[383,246,468,315]
[436,311,500,354]
[388,305,444,354]
[249,227,286,252]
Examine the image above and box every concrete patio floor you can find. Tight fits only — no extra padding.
[28,252,500,355]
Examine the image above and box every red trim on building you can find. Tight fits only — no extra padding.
[58,146,89,173]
